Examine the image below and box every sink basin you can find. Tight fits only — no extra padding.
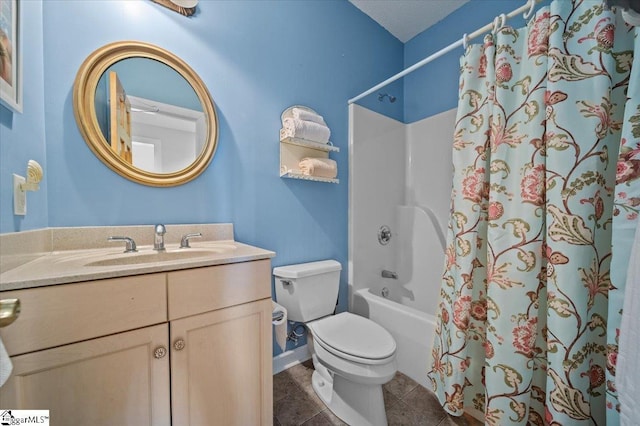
[83,245,237,267]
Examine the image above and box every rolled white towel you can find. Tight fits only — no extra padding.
[282,118,330,144]
[292,107,326,126]
[299,157,337,179]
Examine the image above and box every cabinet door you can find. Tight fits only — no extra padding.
[170,298,273,425]
[0,324,170,426]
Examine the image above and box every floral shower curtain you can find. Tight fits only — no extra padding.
[428,1,639,425]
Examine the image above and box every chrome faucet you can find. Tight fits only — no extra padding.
[381,270,398,279]
[108,236,137,253]
[154,224,166,251]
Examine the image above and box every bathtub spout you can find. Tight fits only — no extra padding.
[381,270,398,279]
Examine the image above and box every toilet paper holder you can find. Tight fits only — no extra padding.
[272,311,285,322]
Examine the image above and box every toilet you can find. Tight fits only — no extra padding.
[274,260,397,426]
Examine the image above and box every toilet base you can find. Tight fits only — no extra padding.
[311,368,388,426]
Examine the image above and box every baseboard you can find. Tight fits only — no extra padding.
[272,344,311,374]
[464,407,485,423]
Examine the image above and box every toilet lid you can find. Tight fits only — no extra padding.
[309,312,396,360]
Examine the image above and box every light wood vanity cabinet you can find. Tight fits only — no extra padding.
[1,324,172,426]
[0,259,273,426]
[170,299,272,425]
[167,260,273,426]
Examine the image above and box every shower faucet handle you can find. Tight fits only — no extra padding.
[378,225,392,245]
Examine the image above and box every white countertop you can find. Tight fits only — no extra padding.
[1,240,275,291]
[0,224,275,291]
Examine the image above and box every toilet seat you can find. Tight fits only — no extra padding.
[308,312,396,365]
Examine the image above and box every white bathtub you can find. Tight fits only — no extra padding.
[352,286,435,390]
[350,204,444,389]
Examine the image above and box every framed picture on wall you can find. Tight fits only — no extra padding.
[0,0,22,113]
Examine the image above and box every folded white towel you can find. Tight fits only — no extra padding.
[282,118,331,144]
[0,337,12,387]
[299,157,337,179]
[292,107,326,126]
[618,216,640,426]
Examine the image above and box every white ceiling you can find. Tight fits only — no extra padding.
[348,0,470,43]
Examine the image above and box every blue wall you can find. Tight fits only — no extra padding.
[404,0,552,123]
[0,0,556,356]
[1,0,403,354]
[0,0,48,232]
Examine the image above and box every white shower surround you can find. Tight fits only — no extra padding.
[348,104,456,388]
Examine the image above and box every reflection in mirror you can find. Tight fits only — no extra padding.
[128,95,206,173]
[94,58,205,174]
[73,41,218,187]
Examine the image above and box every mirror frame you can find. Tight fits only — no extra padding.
[73,41,218,187]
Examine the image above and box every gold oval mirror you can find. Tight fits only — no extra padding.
[73,41,218,187]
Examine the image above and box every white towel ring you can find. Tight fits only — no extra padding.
[524,0,536,19]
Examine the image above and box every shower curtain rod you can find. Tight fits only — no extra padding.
[348,0,542,105]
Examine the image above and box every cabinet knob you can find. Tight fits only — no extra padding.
[173,339,185,351]
[153,346,167,359]
[0,298,21,328]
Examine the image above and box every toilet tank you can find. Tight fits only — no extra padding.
[273,260,342,323]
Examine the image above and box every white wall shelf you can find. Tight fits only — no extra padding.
[280,137,339,153]
[280,170,339,184]
[279,136,339,184]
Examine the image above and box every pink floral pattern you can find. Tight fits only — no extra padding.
[461,168,487,203]
[596,23,614,50]
[512,318,538,358]
[452,295,472,330]
[584,365,606,389]
[469,299,487,321]
[428,2,638,425]
[616,160,636,182]
[496,62,513,83]
[528,11,550,56]
[487,201,504,220]
[520,164,545,205]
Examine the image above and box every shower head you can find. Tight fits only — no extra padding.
[378,93,396,103]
